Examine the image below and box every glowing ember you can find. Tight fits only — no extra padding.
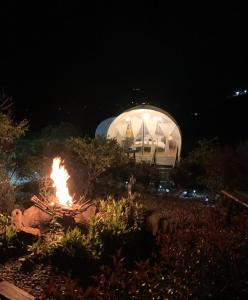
[50,157,73,207]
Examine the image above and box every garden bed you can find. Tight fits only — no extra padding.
[1,196,247,299]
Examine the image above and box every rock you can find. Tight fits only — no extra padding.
[11,206,52,230]
[11,209,24,230]
[22,206,52,228]
[146,210,169,236]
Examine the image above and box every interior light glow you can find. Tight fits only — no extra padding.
[143,113,150,120]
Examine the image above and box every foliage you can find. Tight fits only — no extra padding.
[29,238,52,256]
[15,122,79,182]
[29,197,145,262]
[0,169,16,212]
[81,197,145,258]
[81,216,104,259]
[0,213,9,233]
[0,213,18,251]
[56,227,85,256]
[94,160,160,198]
[4,225,17,243]
[41,276,85,300]
[41,200,248,300]
[39,122,80,140]
[67,136,127,196]
[98,197,130,234]
[0,113,28,155]
[0,95,28,212]
[15,138,65,181]
[16,135,127,198]
[172,138,248,191]
[0,95,28,172]
[98,196,145,233]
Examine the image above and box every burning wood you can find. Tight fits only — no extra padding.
[30,195,93,218]
[11,157,97,235]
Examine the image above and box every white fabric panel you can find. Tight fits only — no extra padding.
[116,122,127,137]
[131,117,142,137]
[160,123,174,135]
[146,119,156,136]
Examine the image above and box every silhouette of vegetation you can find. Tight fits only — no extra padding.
[172,138,248,191]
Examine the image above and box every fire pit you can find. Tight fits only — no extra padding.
[11,157,97,235]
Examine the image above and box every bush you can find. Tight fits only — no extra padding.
[67,137,127,197]
[0,171,16,213]
[43,206,248,300]
[29,197,146,263]
[0,213,22,262]
[0,213,17,244]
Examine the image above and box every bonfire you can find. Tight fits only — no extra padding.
[11,157,95,236]
[31,157,91,216]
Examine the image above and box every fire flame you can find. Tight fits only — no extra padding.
[50,157,73,207]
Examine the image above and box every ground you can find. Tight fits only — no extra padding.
[0,195,247,299]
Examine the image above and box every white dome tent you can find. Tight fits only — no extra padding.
[96,105,182,167]
[95,117,116,138]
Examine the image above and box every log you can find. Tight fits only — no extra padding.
[0,281,34,300]
[221,190,248,209]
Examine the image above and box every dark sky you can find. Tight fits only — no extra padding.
[0,2,247,150]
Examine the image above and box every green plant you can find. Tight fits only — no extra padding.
[98,196,145,233]
[67,137,127,196]
[0,213,18,247]
[82,216,104,259]
[0,213,9,233]
[0,170,16,213]
[0,94,28,212]
[0,213,16,241]
[29,238,53,256]
[98,197,129,235]
[5,225,17,243]
[58,227,84,256]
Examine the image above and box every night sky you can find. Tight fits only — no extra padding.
[1,2,247,152]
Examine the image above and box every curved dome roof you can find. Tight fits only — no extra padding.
[124,104,180,128]
[107,105,182,166]
[95,117,115,138]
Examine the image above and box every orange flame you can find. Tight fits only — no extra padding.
[50,157,73,207]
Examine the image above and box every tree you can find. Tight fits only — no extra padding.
[16,122,80,181]
[171,139,216,190]
[67,137,127,197]
[172,138,248,192]
[0,107,28,156]
[0,94,28,212]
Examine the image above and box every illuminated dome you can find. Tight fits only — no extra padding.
[96,105,182,167]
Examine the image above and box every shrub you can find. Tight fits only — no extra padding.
[29,197,146,262]
[98,196,145,233]
[0,171,16,213]
[67,137,127,197]
[0,213,17,243]
[0,213,20,261]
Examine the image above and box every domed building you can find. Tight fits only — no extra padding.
[95,105,182,167]
[95,117,115,137]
